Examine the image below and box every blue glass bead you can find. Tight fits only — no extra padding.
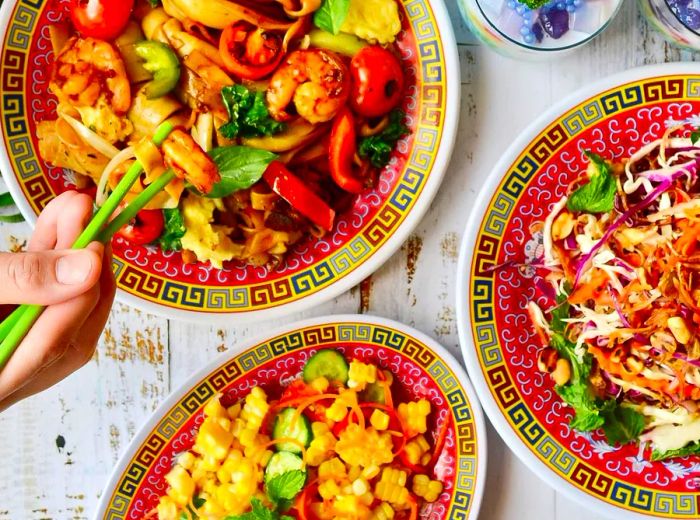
[524,34,535,43]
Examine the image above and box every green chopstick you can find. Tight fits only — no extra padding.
[0,122,175,369]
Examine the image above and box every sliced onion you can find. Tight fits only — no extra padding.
[96,146,136,207]
[57,109,120,159]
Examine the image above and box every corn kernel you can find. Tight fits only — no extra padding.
[226,402,241,420]
[420,453,431,466]
[360,491,374,506]
[176,451,195,471]
[318,457,347,481]
[215,417,232,432]
[326,399,348,422]
[156,496,178,520]
[370,410,390,430]
[204,395,227,418]
[334,495,371,518]
[374,468,408,505]
[371,502,395,520]
[240,386,270,431]
[193,418,233,460]
[348,465,362,481]
[362,464,381,479]
[164,465,194,506]
[412,474,443,502]
[319,479,341,500]
[348,360,377,390]
[404,435,430,465]
[352,478,369,495]
[397,399,431,438]
[310,376,330,393]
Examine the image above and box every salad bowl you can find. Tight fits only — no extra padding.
[458,62,700,519]
[94,315,486,519]
[0,0,459,323]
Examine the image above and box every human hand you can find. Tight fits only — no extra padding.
[0,191,116,411]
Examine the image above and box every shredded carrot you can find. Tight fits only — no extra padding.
[427,415,451,469]
[407,493,419,520]
[359,402,407,455]
[141,508,157,520]
[290,393,340,426]
[295,479,318,520]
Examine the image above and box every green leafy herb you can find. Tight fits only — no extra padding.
[179,496,206,520]
[0,192,14,207]
[225,498,294,520]
[220,85,285,139]
[651,441,700,461]
[265,470,306,511]
[691,128,700,145]
[599,400,645,445]
[148,0,161,5]
[0,191,24,223]
[202,146,277,199]
[313,0,351,35]
[158,208,186,252]
[517,0,548,7]
[358,110,409,168]
[550,286,571,335]
[566,151,616,214]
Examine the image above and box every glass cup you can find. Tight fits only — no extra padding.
[639,0,700,50]
[458,0,624,59]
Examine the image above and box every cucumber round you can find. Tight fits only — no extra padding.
[272,407,312,453]
[303,349,349,384]
[265,451,306,482]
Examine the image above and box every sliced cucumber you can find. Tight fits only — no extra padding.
[303,349,349,384]
[272,407,312,453]
[265,451,305,482]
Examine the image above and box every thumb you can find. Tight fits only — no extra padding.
[0,245,103,305]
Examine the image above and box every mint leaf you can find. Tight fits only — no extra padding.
[266,470,306,511]
[225,498,277,520]
[652,441,700,461]
[159,208,185,252]
[567,151,616,214]
[550,286,571,335]
[313,0,351,34]
[599,400,645,445]
[556,382,604,431]
[203,146,277,199]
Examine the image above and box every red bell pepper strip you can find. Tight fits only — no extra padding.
[220,21,284,80]
[263,161,336,231]
[329,108,364,194]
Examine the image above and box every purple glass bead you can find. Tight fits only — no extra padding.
[681,8,700,29]
[539,6,570,39]
[532,20,544,42]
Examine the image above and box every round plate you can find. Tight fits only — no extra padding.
[0,1,459,323]
[93,314,487,519]
[457,63,700,519]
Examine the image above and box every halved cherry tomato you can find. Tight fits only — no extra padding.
[350,45,404,118]
[329,107,364,194]
[263,161,335,231]
[69,0,134,41]
[116,209,164,246]
[219,21,284,80]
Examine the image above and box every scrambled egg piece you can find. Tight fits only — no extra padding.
[340,0,401,44]
[77,103,133,144]
[180,194,243,269]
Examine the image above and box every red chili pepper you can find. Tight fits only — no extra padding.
[263,161,335,231]
[115,209,164,246]
[219,21,284,80]
[329,108,364,194]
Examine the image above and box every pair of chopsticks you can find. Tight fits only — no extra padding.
[0,122,178,369]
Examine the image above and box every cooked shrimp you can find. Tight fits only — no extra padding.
[51,37,131,114]
[162,129,220,194]
[266,49,349,124]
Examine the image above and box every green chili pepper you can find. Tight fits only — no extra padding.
[308,29,367,57]
[134,41,181,99]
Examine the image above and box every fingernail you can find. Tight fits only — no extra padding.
[56,252,92,285]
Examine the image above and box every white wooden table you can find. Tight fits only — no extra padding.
[1,2,698,518]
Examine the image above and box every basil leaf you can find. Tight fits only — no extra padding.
[358,110,409,168]
[158,208,185,252]
[203,146,277,199]
[220,85,284,139]
[566,151,616,214]
[313,0,351,35]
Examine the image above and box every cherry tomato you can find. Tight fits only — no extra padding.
[219,21,284,80]
[69,0,134,41]
[116,209,164,246]
[350,46,405,118]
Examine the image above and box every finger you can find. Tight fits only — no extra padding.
[55,193,95,249]
[0,263,101,403]
[0,244,103,305]
[0,246,115,410]
[28,191,79,252]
